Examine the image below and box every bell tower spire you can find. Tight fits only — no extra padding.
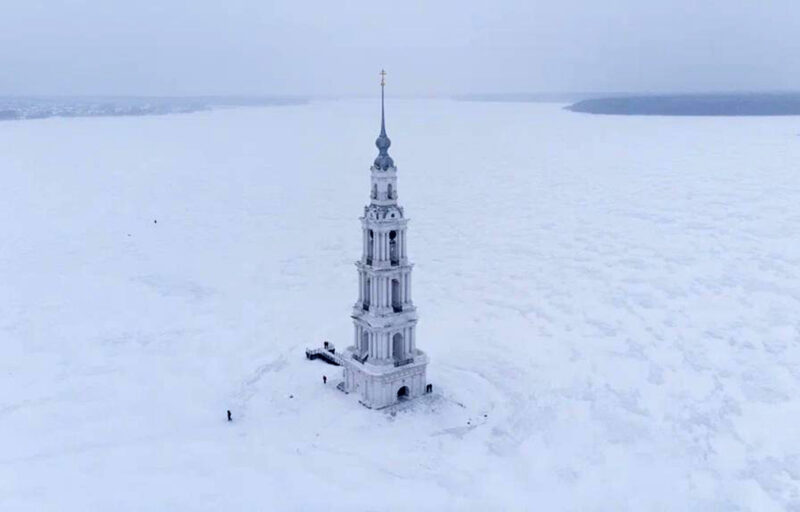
[380,69,387,134]
[374,69,394,171]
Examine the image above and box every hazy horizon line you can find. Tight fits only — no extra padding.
[3,90,800,101]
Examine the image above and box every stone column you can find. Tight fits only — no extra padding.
[396,230,401,260]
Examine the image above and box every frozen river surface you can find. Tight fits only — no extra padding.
[1,99,799,510]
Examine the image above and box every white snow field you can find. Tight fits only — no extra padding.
[1,99,799,511]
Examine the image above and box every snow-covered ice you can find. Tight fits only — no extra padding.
[1,99,799,510]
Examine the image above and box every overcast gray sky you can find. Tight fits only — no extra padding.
[1,0,799,96]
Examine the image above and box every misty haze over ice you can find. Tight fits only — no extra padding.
[1,99,799,510]
[2,1,800,96]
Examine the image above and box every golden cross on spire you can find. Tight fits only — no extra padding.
[380,69,387,87]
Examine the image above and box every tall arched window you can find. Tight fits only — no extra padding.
[371,184,377,199]
[361,331,369,355]
[387,183,393,199]
[391,279,402,312]
[392,332,404,360]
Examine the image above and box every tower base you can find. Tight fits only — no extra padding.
[340,348,428,409]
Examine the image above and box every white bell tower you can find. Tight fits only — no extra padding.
[341,70,429,408]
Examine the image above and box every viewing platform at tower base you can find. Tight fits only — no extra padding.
[305,342,344,366]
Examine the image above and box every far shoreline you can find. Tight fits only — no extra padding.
[565,93,800,116]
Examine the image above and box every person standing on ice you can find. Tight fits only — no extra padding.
[227,410,232,422]
[323,375,327,384]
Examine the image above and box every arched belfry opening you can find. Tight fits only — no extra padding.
[363,277,371,310]
[360,331,369,355]
[367,230,374,264]
[392,332,404,360]
[387,183,393,199]
[389,230,398,265]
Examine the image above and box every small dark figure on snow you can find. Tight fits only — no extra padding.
[227,410,232,422]
[323,375,327,384]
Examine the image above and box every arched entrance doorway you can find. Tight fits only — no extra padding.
[397,386,409,399]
